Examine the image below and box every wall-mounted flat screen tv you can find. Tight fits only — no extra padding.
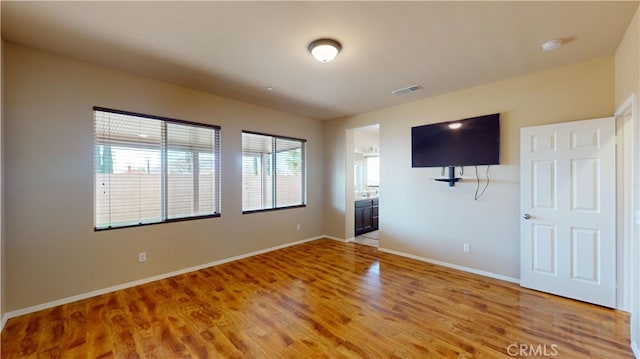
[411,113,500,168]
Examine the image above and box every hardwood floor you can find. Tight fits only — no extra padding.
[1,239,633,358]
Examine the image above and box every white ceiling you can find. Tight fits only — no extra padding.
[1,1,637,120]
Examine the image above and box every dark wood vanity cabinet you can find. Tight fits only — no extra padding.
[355,198,378,236]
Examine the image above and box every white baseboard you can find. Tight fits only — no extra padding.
[378,247,520,284]
[3,235,327,323]
[632,340,639,359]
[1,313,7,332]
[324,235,350,243]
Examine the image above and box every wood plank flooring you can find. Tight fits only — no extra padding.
[1,239,633,358]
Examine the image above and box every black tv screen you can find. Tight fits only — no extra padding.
[411,113,500,168]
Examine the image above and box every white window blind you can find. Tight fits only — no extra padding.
[94,107,220,230]
[242,131,306,213]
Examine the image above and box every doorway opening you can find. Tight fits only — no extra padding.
[349,125,380,247]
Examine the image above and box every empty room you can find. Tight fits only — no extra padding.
[1,1,639,358]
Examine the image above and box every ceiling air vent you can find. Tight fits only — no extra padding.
[392,84,423,95]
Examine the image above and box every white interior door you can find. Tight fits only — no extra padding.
[520,117,616,308]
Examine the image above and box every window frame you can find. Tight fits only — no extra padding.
[94,106,221,231]
[241,130,307,214]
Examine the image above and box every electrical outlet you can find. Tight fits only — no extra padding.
[463,243,470,253]
[296,224,301,231]
[139,252,147,262]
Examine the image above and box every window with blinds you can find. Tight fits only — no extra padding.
[94,107,221,230]
[242,131,306,213]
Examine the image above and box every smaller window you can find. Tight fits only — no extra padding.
[365,156,380,186]
[242,131,306,213]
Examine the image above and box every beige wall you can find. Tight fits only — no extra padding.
[615,6,640,354]
[3,43,325,311]
[325,56,614,279]
[615,8,639,110]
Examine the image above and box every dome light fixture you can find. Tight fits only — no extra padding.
[541,39,563,52]
[308,38,341,63]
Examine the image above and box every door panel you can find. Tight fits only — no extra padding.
[570,227,599,282]
[571,158,599,212]
[521,117,616,308]
[532,224,557,275]
[532,160,556,209]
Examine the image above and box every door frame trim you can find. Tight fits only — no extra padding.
[615,94,637,311]
[615,94,639,359]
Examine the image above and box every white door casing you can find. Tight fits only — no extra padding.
[520,117,616,308]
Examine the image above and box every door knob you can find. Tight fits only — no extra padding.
[523,214,531,220]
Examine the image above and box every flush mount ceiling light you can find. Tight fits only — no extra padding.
[541,39,563,52]
[308,38,341,63]
[392,84,422,95]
